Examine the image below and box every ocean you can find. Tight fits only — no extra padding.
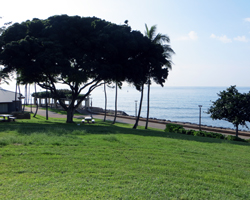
[90,86,250,131]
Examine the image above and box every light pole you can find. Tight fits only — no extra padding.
[198,105,202,131]
[46,81,48,120]
[135,100,138,117]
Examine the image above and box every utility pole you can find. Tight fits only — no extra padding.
[46,82,48,120]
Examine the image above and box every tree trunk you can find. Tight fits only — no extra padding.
[133,84,144,129]
[15,80,17,111]
[45,96,48,120]
[22,84,27,112]
[18,84,22,113]
[29,84,32,113]
[66,106,75,123]
[104,82,107,122]
[112,82,118,124]
[145,82,150,129]
[236,124,239,137]
[33,84,38,117]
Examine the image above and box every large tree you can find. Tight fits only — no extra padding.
[144,24,174,129]
[0,15,165,123]
[207,86,250,137]
[0,18,11,84]
[0,16,108,122]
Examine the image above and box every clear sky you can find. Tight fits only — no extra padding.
[0,0,250,88]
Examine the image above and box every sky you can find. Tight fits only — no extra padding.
[0,0,250,89]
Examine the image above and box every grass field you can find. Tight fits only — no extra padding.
[0,115,250,199]
[24,105,83,116]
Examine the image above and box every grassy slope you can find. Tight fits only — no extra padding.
[0,116,250,199]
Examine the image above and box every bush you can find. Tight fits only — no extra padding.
[11,112,30,119]
[186,130,195,135]
[226,135,247,142]
[165,124,246,142]
[164,123,184,133]
[180,129,186,134]
[193,131,201,136]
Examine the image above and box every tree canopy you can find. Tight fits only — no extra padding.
[0,15,171,123]
[207,86,250,137]
[0,18,11,84]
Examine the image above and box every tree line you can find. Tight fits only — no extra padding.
[0,15,174,125]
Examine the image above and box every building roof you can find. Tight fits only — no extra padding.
[0,87,23,103]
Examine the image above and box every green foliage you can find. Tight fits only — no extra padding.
[0,15,172,123]
[207,85,250,136]
[164,123,184,133]
[226,135,247,142]
[164,123,248,142]
[144,24,174,86]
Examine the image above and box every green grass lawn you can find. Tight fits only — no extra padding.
[0,116,250,199]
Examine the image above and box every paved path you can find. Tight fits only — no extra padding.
[28,108,250,139]
[29,108,166,129]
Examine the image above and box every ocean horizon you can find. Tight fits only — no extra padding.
[90,86,250,131]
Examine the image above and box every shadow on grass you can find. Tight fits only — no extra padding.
[38,107,83,116]
[0,117,249,146]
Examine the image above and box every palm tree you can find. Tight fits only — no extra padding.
[112,81,122,124]
[144,24,174,129]
[133,84,144,129]
[33,83,38,117]
[103,81,107,122]
[22,84,27,112]
[112,82,118,124]
[103,82,115,122]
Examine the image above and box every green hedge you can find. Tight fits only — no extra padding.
[164,123,248,143]
[11,112,30,119]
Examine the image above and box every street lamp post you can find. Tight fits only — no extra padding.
[46,82,48,120]
[135,100,138,117]
[198,105,202,131]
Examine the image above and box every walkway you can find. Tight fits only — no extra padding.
[27,108,250,139]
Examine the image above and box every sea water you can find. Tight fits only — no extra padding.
[90,86,250,131]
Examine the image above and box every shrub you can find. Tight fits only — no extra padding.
[193,131,201,136]
[186,130,195,135]
[200,131,210,137]
[180,129,186,134]
[165,123,184,133]
[205,132,215,138]
[226,135,247,142]
[165,124,246,142]
[11,112,30,119]
[209,132,225,139]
